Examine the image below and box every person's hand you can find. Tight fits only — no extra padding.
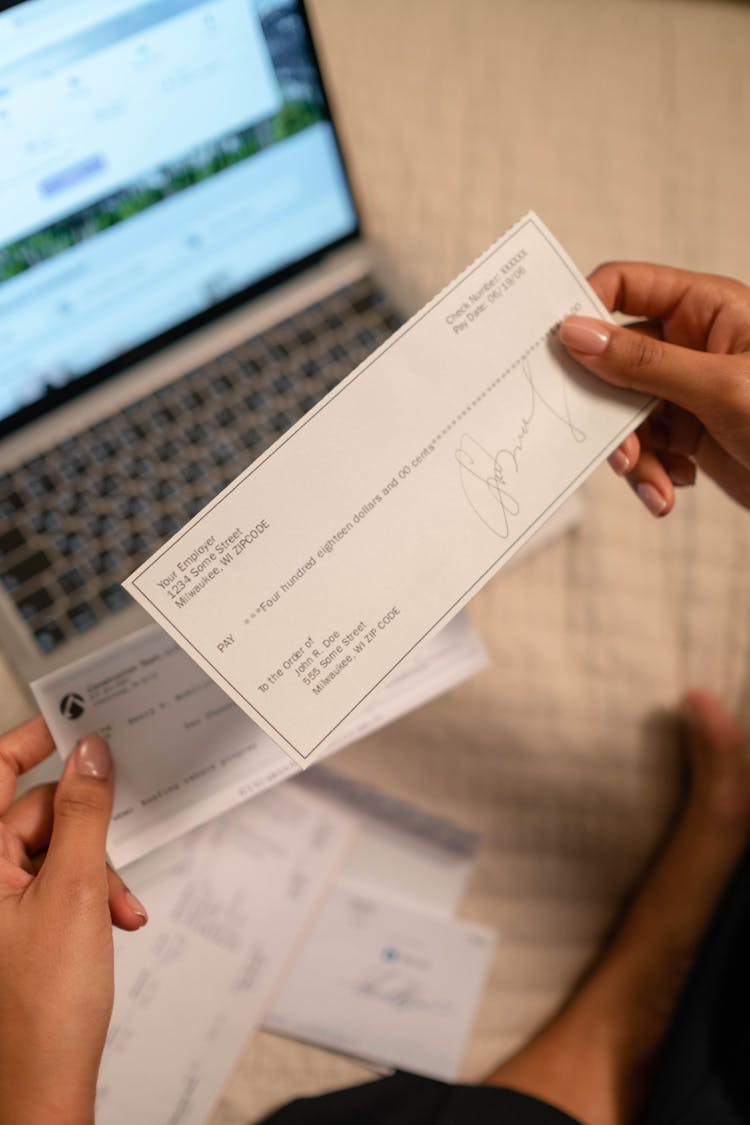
[0,717,147,1124]
[559,263,750,516]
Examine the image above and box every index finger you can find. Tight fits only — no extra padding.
[0,716,55,814]
[587,262,750,351]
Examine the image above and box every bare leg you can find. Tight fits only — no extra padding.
[485,690,750,1125]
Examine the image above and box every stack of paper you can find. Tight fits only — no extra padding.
[266,771,497,1081]
[97,785,356,1125]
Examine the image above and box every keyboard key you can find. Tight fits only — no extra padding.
[156,439,181,461]
[1,550,52,590]
[302,359,321,379]
[123,457,154,479]
[55,533,87,558]
[98,584,130,613]
[154,513,181,538]
[88,513,117,538]
[91,437,118,462]
[271,411,292,432]
[151,478,179,501]
[181,389,204,410]
[24,473,56,497]
[0,528,26,557]
[186,495,207,517]
[123,531,151,555]
[241,428,260,449]
[59,491,89,515]
[184,423,208,444]
[357,328,379,349]
[67,602,98,633]
[34,620,66,653]
[272,374,293,394]
[181,461,205,483]
[30,508,61,534]
[210,374,234,395]
[58,567,86,594]
[238,354,261,375]
[0,491,24,516]
[94,474,120,498]
[210,442,236,466]
[17,586,53,621]
[59,456,87,480]
[152,405,177,429]
[351,291,377,314]
[91,549,120,575]
[214,406,236,428]
[121,422,147,445]
[118,495,147,518]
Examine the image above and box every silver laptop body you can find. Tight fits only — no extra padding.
[0,0,403,684]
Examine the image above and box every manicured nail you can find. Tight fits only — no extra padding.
[668,462,696,488]
[73,733,112,779]
[559,317,611,355]
[636,482,668,517]
[125,891,148,925]
[608,447,630,475]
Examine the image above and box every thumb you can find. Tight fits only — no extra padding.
[44,734,114,886]
[559,315,737,417]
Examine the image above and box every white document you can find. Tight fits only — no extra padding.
[292,769,478,917]
[124,211,650,767]
[266,884,496,1081]
[97,786,355,1125]
[31,613,487,869]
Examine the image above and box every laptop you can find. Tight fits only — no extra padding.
[0,0,404,683]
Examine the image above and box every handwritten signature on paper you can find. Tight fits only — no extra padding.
[455,358,586,538]
[354,968,442,1012]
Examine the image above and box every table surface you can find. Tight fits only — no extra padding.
[3,2,750,1122]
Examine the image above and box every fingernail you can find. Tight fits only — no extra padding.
[608,447,630,475]
[636,482,668,517]
[73,733,112,779]
[668,462,696,488]
[125,891,148,925]
[559,316,611,355]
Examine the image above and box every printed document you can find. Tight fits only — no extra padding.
[31,614,486,868]
[97,785,355,1125]
[125,211,651,766]
[266,884,496,1080]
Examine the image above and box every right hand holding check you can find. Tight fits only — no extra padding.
[559,263,750,516]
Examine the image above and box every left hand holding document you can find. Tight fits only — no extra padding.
[124,212,651,767]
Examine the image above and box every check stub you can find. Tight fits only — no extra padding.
[125,212,651,767]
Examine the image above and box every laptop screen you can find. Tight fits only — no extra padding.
[0,0,358,434]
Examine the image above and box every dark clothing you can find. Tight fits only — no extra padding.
[639,847,750,1125]
[262,1072,579,1124]
[264,848,750,1124]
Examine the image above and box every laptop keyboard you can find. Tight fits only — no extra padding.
[0,276,402,655]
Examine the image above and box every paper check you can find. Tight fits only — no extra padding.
[126,212,651,766]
